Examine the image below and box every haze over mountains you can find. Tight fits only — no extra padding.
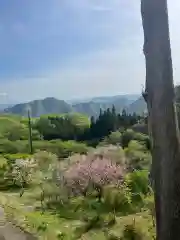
[2,85,180,117]
[1,94,147,117]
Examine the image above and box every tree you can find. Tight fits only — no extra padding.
[141,0,180,239]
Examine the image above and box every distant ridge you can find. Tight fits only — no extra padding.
[3,93,148,117]
[4,97,73,117]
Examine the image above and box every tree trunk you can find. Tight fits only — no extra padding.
[141,0,180,239]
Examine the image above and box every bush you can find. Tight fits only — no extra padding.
[101,131,122,146]
[121,130,150,152]
[121,130,135,149]
[122,223,144,240]
[133,133,151,151]
[10,159,35,188]
[3,153,32,162]
[0,140,29,154]
[0,157,7,167]
[102,147,126,166]
[34,151,58,171]
[0,139,89,158]
[103,185,132,213]
[3,125,41,141]
[108,131,122,145]
[33,140,89,158]
[132,123,148,135]
[1,157,35,190]
[125,170,150,206]
[94,146,126,165]
[125,141,151,171]
[54,140,89,156]
[0,157,9,189]
[59,154,124,197]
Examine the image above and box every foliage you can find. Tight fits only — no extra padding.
[3,125,41,141]
[83,108,140,143]
[32,107,141,144]
[61,154,124,198]
[121,222,144,240]
[101,131,122,146]
[125,170,150,206]
[0,139,29,154]
[34,151,57,171]
[34,114,89,141]
[0,115,23,134]
[0,157,8,189]
[0,139,89,158]
[125,141,151,171]
[132,123,148,135]
[108,131,122,145]
[0,157,35,190]
[103,185,132,213]
[3,153,32,161]
[10,159,35,188]
[33,140,89,158]
[97,146,126,165]
[121,129,135,149]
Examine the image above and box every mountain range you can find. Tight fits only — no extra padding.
[2,86,180,118]
[2,94,147,117]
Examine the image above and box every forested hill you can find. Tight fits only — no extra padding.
[4,87,180,117]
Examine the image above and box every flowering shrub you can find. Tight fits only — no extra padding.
[11,158,36,186]
[60,154,124,197]
[1,158,36,191]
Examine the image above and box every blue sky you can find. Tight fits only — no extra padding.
[0,0,180,103]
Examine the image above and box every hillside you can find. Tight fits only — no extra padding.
[5,87,180,117]
[0,104,13,112]
[73,101,111,116]
[126,85,180,115]
[126,97,146,115]
[67,94,139,104]
[72,96,135,116]
[4,95,142,117]
[4,97,73,117]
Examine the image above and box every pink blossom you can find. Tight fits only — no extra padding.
[62,155,124,194]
